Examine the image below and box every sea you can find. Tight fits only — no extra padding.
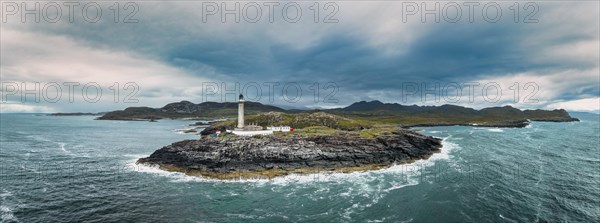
[0,113,598,222]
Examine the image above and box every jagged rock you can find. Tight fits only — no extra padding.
[200,125,227,135]
[137,130,442,179]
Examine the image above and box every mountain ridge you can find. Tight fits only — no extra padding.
[96,100,285,120]
[95,100,579,127]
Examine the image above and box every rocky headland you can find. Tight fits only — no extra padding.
[137,128,442,179]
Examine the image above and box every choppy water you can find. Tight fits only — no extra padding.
[1,113,598,222]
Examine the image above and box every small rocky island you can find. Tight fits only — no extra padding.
[128,99,579,179]
[137,127,442,179]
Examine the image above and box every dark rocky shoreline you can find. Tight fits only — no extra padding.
[137,130,442,179]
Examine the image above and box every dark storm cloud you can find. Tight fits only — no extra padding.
[13,2,595,91]
[2,1,598,112]
[161,20,585,94]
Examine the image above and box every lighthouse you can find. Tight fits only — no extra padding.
[228,93,291,136]
[237,94,244,129]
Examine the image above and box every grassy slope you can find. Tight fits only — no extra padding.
[206,106,578,135]
[210,111,373,131]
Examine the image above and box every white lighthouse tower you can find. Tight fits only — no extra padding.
[237,94,244,129]
[228,93,288,136]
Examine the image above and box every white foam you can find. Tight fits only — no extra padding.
[129,158,399,185]
[0,190,18,223]
[0,205,17,223]
[425,136,458,161]
[130,161,190,179]
[366,217,390,223]
[0,190,12,198]
[127,159,227,183]
[127,137,460,186]
[59,143,70,153]
[488,128,504,132]
[122,154,151,158]
[58,143,93,157]
[126,140,462,213]
[174,128,198,132]
[383,182,418,192]
[472,127,506,132]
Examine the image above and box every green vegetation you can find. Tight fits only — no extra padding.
[271,125,400,139]
[273,126,338,138]
[209,111,373,131]
[205,114,402,140]
[357,125,398,138]
[244,111,371,130]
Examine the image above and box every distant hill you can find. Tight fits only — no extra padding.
[49,112,106,116]
[96,101,285,120]
[328,100,578,127]
[332,100,478,116]
[96,100,578,127]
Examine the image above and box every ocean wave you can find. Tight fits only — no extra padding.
[59,143,69,154]
[122,154,151,159]
[0,190,18,223]
[487,128,504,132]
[0,191,12,198]
[24,135,79,157]
[473,127,505,133]
[413,136,460,162]
[127,159,220,183]
[25,134,53,143]
[0,205,17,223]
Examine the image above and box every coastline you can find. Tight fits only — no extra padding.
[136,129,443,180]
[131,136,457,182]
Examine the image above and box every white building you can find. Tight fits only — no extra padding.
[267,126,292,132]
[227,129,274,136]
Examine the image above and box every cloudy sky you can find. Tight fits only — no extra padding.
[1,1,599,113]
